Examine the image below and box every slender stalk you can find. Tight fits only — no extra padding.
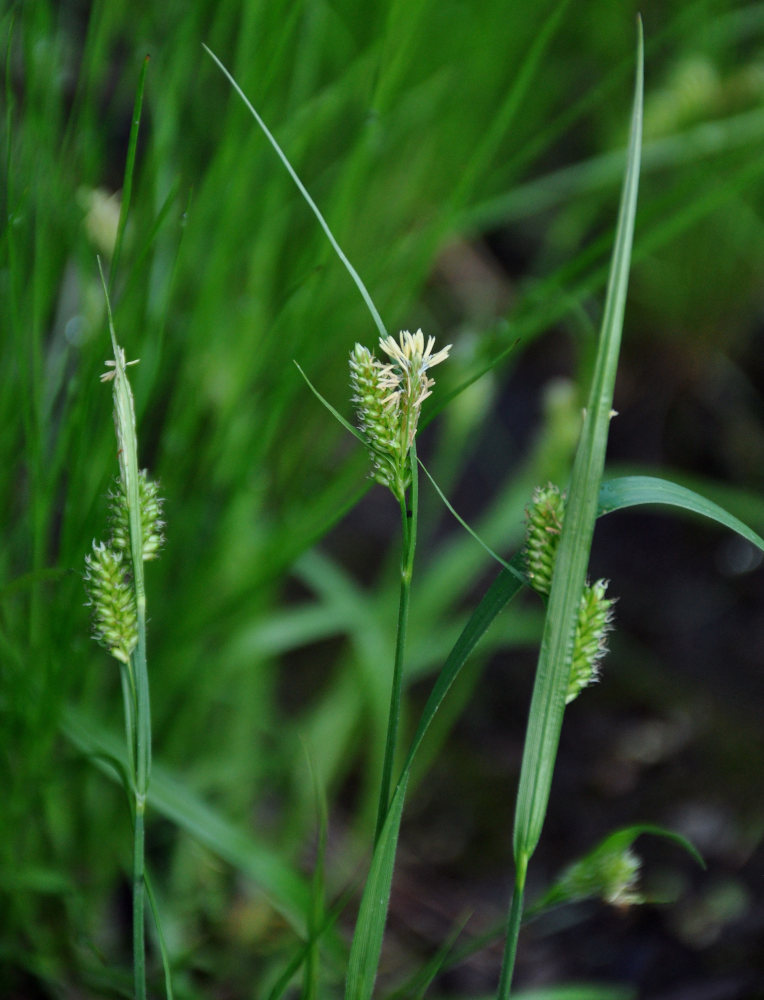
[496,853,528,1000]
[98,260,153,1000]
[118,663,136,782]
[131,594,150,1000]
[133,798,147,1000]
[374,446,419,844]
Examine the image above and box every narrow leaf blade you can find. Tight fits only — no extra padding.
[513,23,644,865]
[345,774,409,1000]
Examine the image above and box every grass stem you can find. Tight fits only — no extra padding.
[496,854,527,1000]
[374,446,418,844]
[133,802,147,1000]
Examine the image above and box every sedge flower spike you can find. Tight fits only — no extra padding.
[84,335,164,666]
[109,470,165,562]
[350,329,451,499]
[84,542,138,664]
[523,483,616,703]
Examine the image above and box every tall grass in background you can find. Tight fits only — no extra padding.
[3,0,764,996]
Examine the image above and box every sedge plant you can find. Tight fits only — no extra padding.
[209,18,764,998]
[83,267,164,1000]
[36,11,760,998]
[349,330,451,843]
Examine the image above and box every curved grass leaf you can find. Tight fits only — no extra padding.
[598,475,764,552]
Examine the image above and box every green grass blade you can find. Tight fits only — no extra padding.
[144,870,175,1000]
[382,912,470,1000]
[60,706,311,934]
[402,556,527,777]
[203,44,387,341]
[513,21,643,867]
[419,458,525,579]
[344,557,528,997]
[345,773,409,1000]
[598,475,764,551]
[294,361,364,443]
[110,54,149,289]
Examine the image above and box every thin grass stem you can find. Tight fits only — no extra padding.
[374,445,418,844]
[496,853,527,1000]
[133,802,147,1000]
[132,596,150,1000]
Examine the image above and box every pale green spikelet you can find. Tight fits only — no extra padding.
[554,841,643,908]
[350,329,451,499]
[568,579,615,703]
[524,485,616,700]
[524,483,566,595]
[350,343,405,495]
[109,470,165,561]
[378,329,451,452]
[84,541,138,664]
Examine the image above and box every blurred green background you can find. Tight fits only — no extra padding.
[2,0,763,996]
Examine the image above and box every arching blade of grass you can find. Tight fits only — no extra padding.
[598,475,764,551]
[500,21,644,998]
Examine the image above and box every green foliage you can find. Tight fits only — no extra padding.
[2,0,764,996]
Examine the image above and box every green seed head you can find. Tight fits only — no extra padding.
[524,483,566,595]
[84,541,138,664]
[568,578,615,703]
[109,470,165,561]
[349,330,450,499]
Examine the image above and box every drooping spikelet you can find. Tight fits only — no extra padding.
[553,840,643,908]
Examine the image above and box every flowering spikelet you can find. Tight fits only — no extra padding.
[109,470,165,561]
[524,484,566,596]
[349,344,404,494]
[523,483,616,702]
[84,541,138,664]
[350,329,451,499]
[568,578,615,703]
